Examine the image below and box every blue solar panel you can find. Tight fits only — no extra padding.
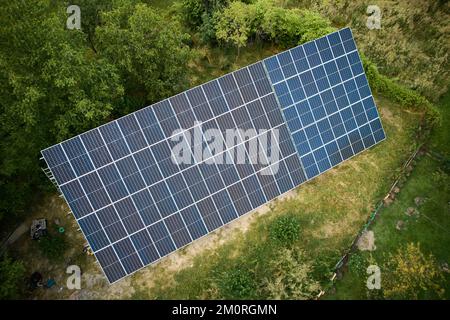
[41,28,384,283]
[264,28,385,181]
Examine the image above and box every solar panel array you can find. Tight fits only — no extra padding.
[41,28,385,283]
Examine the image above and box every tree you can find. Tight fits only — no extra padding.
[293,9,335,44]
[181,0,206,28]
[181,0,230,29]
[211,0,335,51]
[0,1,123,224]
[66,0,116,52]
[96,3,192,103]
[215,1,255,58]
[263,247,321,299]
[260,4,334,47]
[382,243,445,299]
[0,254,26,299]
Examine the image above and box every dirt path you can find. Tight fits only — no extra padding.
[0,222,28,254]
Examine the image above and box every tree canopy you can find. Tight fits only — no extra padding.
[215,1,255,57]
[0,254,26,299]
[96,2,191,102]
[0,1,123,222]
[0,0,191,225]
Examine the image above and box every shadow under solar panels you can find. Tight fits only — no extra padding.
[41,28,385,283]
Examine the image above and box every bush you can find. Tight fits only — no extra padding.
[182,0,230,40]
[217,267,256,299]
[263,247,321,299]
[181,0,205,28]
[362,54,441,128]
[37,230,67,262]
[269,214,300,245]
[260,5,334,47]
[382,243,445,299]
[212,0,334,49]
[199,12,220,44]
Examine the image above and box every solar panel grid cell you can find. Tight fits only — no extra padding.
[41,28,384,283]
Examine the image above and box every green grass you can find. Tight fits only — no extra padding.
[326,91,450,300]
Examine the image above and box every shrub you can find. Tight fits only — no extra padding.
[269,214,300,245]
[362,54,441,128]
[212,0,334,49]
[199,12,220,44]
[217,267,256,299]
[260,6,334,47]
[181,0,205,28]
[37,230,67,262]
[263,247,321,299]
[382,243,445,299]
[0,254,26,299]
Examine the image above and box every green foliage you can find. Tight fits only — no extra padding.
[68,0,116,48]
[258,2,334,47]
[181,0,205,28]
[37,230,68,262]
[0,1,195,229]
[269,214,301,245]
[198,12,220,44]
[263,247,321,299]
[188,0,335,49]
[181,0,230,42]
[0,1,123,224]
[361,55,441,128]
[215,1,255,56]
[217,267,256,299]
[347,252,367,278]
[96,2,191,103]
[382,243,445,299]
[0,254,26,299]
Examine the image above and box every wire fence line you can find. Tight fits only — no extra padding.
[316,144,424,299]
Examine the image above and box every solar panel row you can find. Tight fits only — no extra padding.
[41,28,385,283]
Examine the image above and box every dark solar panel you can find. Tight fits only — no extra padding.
[41,28,385,283]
